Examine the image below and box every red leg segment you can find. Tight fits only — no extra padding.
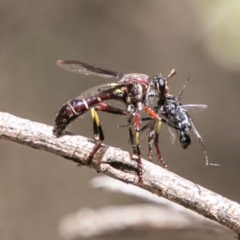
[143,106,168,169]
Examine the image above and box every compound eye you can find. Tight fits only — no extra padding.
[180,133,191,149]
[159,78,165,88]
[154,76,166,92]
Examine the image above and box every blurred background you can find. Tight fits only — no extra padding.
[0,0,240,239]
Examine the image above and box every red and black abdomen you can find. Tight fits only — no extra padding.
[53,88,127,137]
[53,97,101,137]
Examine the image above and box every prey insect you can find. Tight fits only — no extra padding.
[141,74,219,167]
[53,60,162,182]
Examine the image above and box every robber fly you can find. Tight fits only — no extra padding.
[53,60,165,182]
[142,74,219,167]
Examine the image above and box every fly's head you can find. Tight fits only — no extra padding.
[152,69,176,96]
[153,74,169,96]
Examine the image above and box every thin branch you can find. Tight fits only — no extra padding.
[58,176,225,239]
[0,112,240,235]
[59,204,224,240]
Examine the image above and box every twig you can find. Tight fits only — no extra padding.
[58,176,225,239]
[59,204,224,239]
[0,111,240,235]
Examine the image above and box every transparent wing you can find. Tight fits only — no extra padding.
[140,114,178,144]
[182,104,208,114]
[140,119,156,141]
[165,122,177,144]
[57,60,125,79]
[79,83,124,99]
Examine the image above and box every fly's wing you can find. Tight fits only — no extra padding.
[165,122,177,144]
[57,60,125,79]
[183,104,207,114]
[140,119,157,142]
[140,118,155,132]
[79,82,124,99]
[146,90,158,106]
[140,118,177,144]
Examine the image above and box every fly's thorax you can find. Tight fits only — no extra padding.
[124,83,147,106]
[136,102,143,111]
[126,102,143,113]
[130,83,143,99]
[162,100,177,116]
[119,73,151,86]
[118,73,151,107]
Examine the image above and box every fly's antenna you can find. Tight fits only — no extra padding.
[190,118,220,167]
[160,69,176,96]
[176,77,190,101]
[167,69,177,80]
[166,69,177,91]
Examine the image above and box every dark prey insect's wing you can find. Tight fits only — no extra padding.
[57,60,125,79]
[165,122,177,144]
[182,104,208,114]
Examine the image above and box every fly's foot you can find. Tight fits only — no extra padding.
[131,154,143,183]
[158,155,168,169]
[87,141,102,165]
[148,151,153,162]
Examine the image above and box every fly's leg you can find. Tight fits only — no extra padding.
[143,106,168,169]
[148,127,155,161]
[132,112,143,182]
[104,108,143,182]
[139,117,155,161]
[87,108,104,164]
[126,113,143,181]
[153,121,168,169]
[53,98,129,165]
[53,97,104,165]
[53,97,108,137]
[88,103,129,164]
[94,102,128,115]
[189,118,220,167]
[129,127,137,156]
[126,113,138,156]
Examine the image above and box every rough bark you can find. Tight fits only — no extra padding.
[0,112,239,236]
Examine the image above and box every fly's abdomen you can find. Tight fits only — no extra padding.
[53,97,101,137]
